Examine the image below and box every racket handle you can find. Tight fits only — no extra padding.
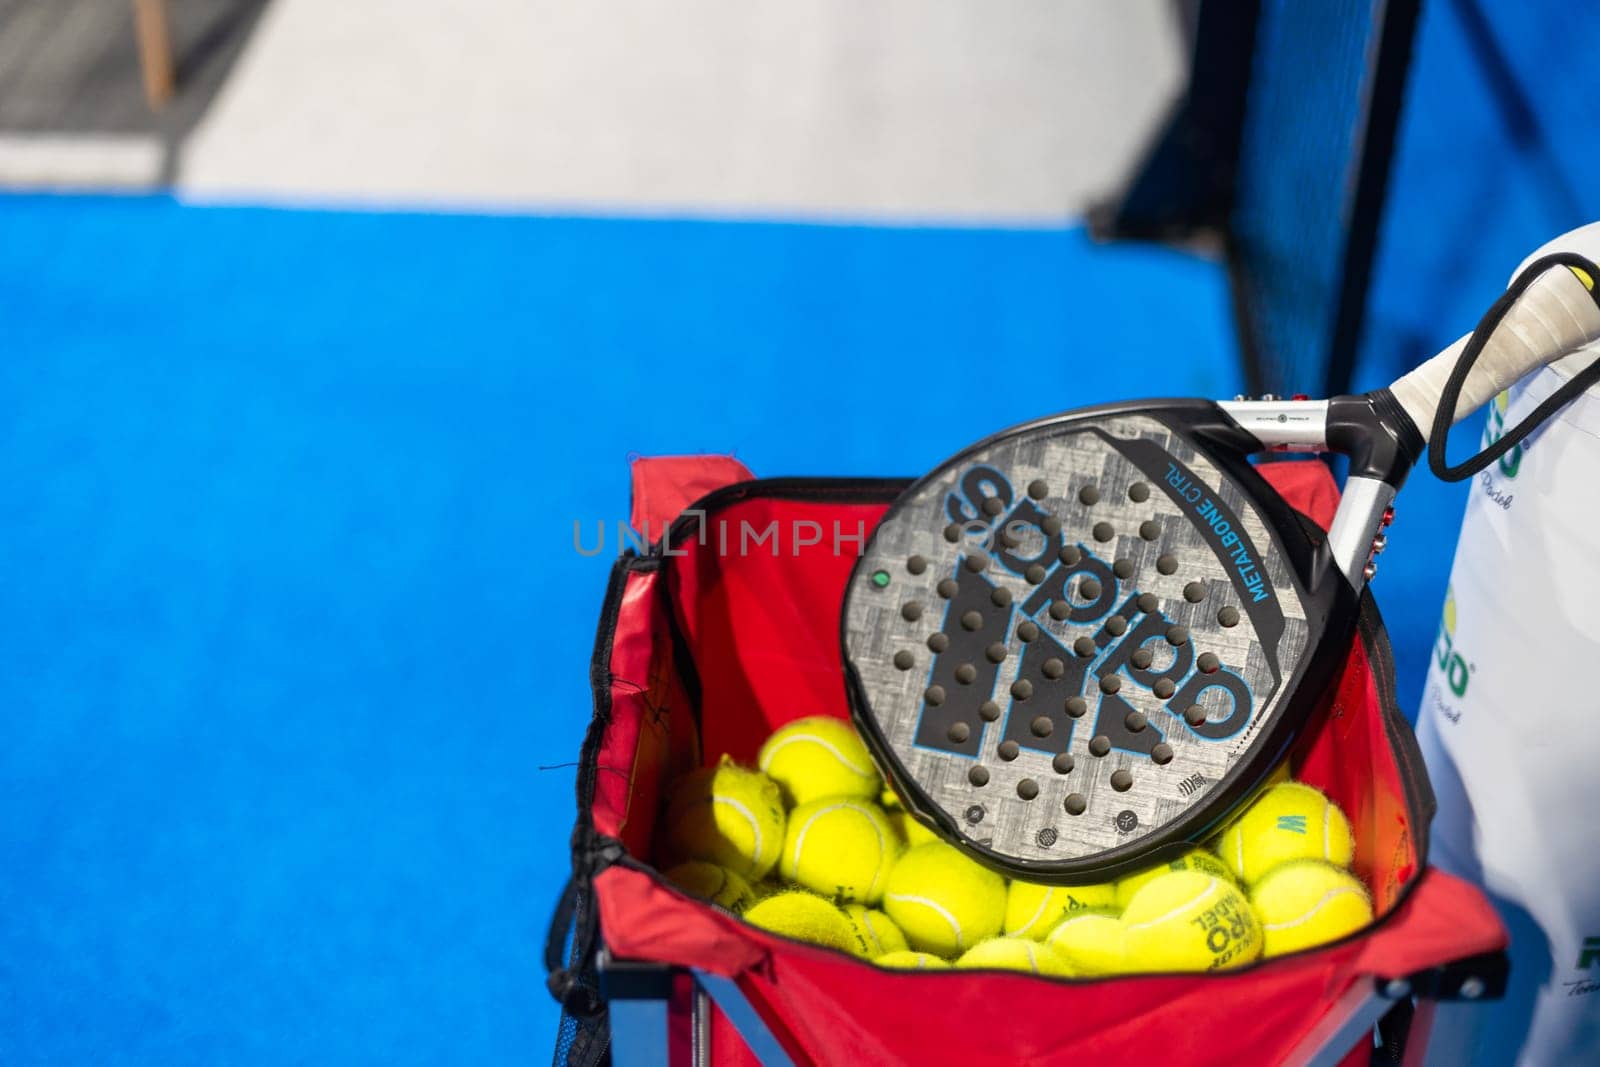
[1390,253,1600,439]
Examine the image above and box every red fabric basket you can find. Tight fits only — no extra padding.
[559,455,1506,1066]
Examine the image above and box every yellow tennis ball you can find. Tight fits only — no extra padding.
[1204,764,1293,851]
[779,798,902,904]
[955,937,1074,976]
[1251,860,1373,958]
[664,861,757,914]
[876,951,951,970]
[1004,879,1119,939]
[885,807,942,849]
[1114,848,1235,909]
[743,891,858,953]
[842,904,909,958]
[750,877,790,903]
[664,756,787,880]
[758,716,881,807]
[879,784,939,840]
[1045,912,1128,976]
[882,842,1006,958]
[1217,782,1355,884]
[1123,871,1262,973]
[879,782,944,847]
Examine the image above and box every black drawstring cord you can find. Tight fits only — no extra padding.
[1429,252,1600,482]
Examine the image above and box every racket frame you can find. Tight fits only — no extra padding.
[842,395,1398,882]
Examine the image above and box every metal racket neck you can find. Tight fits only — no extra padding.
[1216,390,1423,592]
[1215,397,1331,450]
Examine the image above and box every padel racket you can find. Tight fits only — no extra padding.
[842,237,1600,883]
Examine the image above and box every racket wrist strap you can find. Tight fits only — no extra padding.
[1428,253,1600,482]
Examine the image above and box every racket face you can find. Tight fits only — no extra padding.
[842,400,1352,882]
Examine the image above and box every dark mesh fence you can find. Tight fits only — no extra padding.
[1098,0,1421,397]
[1231,0,1378,392]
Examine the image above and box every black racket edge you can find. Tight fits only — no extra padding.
[840,397,1362,884]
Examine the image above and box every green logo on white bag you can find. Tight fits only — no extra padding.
[1434,586,1470,697]
[1480,392,1523,479]
[1566,938,1600,996]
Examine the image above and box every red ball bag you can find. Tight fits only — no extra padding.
[548,455,1506,1067]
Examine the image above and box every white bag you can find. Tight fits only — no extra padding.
[1419,340,1600,1063]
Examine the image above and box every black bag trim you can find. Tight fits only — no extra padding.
[546,550,653,1017]
[1357,590,1436,870]
[653,476,914,558]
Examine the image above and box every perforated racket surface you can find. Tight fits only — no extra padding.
[842,401,1351,883]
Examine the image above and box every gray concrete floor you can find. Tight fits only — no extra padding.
[0,0,268,185]
[0,0,266,133]
[0,0,1188,220]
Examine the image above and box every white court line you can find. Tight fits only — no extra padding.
[0,133,164,191]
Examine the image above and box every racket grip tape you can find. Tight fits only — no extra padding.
[1390,255,1600,439]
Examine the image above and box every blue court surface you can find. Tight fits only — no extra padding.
[3,201,1253,1063]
